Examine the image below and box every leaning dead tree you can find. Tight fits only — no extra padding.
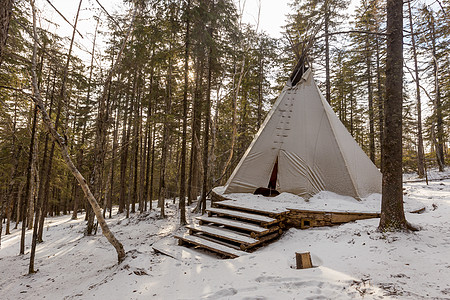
[28,0,125,263]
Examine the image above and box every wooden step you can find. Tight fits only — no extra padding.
[186,224,259,246]
[174,234,247,258]
[196,216,268,234]
[194,233,242,250]
[215,200,288,217]
[207,208,278,226]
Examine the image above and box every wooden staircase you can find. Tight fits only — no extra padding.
[174,200,286,258]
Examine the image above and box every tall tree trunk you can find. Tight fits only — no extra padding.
[379,0,410,232]
[179,0,191,225]
[143,62,154,212]
[119,94,130,214]
[102,82,114,219]
[366,36,375,163]
[1,144,21,246]
[324,0,331,104]
[198,0,215,214]
[4,145,21,236]
[107,104,120,218]
[29,0,126,263]
[375,33,384,172]
[149,124,156,210]
[158,54,174,218]
[408,1,424,178]
[257,41,264,128]
[27,129,38,230]
[36,69,57,241]
[131,73,141,214]
[188,58,204,204]
[5,103,20,235]
[20,104,37,255]
[125,95,135,219]
[0,0,13,67]
[429,15,445,171]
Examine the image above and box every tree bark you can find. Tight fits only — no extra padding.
[179,0,191,225]
[20,103,38,255]
[198,0,215,214]
[378,0,410,232]
[366,35,375,163]
[158,52,174,218]
[0,0,13,67]
[429,13,445,171]
[408,1,424,178]
[143,60,154,212]
[119,94,130,214]
[324,0,331,104]
[188,58,204,204]
[375,33,384,173]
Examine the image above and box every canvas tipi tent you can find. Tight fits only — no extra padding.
[223,63,382,199]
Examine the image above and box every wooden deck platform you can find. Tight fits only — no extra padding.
[173,188,393,259]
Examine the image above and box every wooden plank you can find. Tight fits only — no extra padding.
[196,216,268,234]
[287,207,380,216]
[193,233,242,250]
[207,207,278,225]
[186,224,259,245]
[216,200,289,216]
[152,236,215,261]
[174,234,247,258]
[330,212,379,223]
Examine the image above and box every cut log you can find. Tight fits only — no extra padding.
[296,252,313,269]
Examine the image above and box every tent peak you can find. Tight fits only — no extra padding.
[287,56,310,87]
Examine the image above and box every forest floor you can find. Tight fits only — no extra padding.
[1,170,450,299]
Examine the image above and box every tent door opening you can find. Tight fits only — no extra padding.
[253,157,280,196]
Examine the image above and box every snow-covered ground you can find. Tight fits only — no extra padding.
[1,174,450,299]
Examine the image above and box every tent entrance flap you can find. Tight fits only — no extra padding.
[268,157,278,190]
[253,157,280,197]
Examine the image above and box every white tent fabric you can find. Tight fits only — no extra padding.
[223,68,382,199]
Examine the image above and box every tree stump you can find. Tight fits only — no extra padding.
[295,252,312,269]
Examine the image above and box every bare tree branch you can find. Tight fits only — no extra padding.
[95,0,123,31]
[44,0,84,38]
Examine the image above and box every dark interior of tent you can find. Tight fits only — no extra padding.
[254,157,280,197]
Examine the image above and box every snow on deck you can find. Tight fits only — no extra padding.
[214,187,424,214]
